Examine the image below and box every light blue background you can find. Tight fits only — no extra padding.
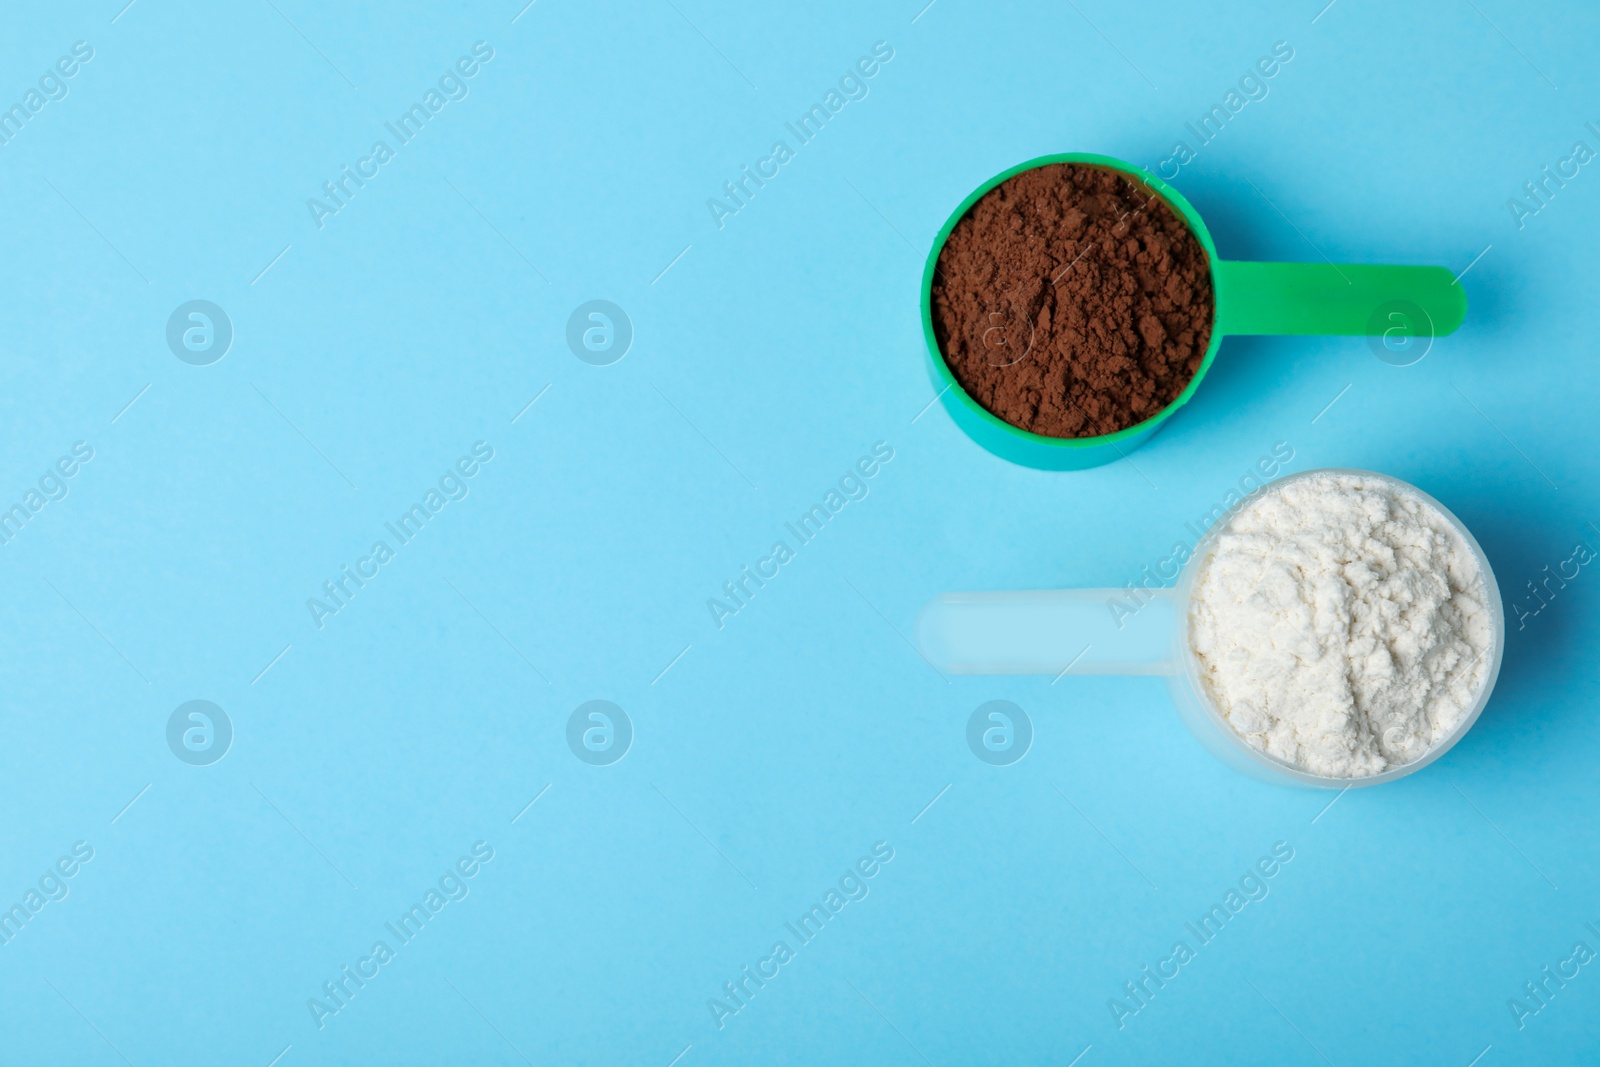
[0,1,1596,1064]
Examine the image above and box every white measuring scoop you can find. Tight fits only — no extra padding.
[915,469,1505,788]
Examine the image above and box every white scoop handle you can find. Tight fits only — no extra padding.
[916,589,1181,676]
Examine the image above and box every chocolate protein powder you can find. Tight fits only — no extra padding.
[930,163,1214,439]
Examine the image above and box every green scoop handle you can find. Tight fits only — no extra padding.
[1214,262,1467,336]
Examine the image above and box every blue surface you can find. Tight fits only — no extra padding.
[1,1,1597,1064]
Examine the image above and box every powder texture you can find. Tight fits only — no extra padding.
[930,162,1213,438]
[1188,473,1493,778]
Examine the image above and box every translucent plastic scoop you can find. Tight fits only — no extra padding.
[916,469,1505,788]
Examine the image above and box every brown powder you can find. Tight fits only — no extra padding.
[930,163,1214,439]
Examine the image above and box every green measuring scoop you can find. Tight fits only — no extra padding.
[919,153,1468,470]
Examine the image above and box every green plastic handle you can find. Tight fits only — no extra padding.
[1213,261,1467,337]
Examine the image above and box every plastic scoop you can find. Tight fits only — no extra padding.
[915,469,1504,788]
[920,153,1469,470]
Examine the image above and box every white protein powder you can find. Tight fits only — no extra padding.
[1187,472,1493,778]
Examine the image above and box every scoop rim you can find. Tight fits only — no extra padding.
[1174,466,1505,788]
[919,151,1224,451]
